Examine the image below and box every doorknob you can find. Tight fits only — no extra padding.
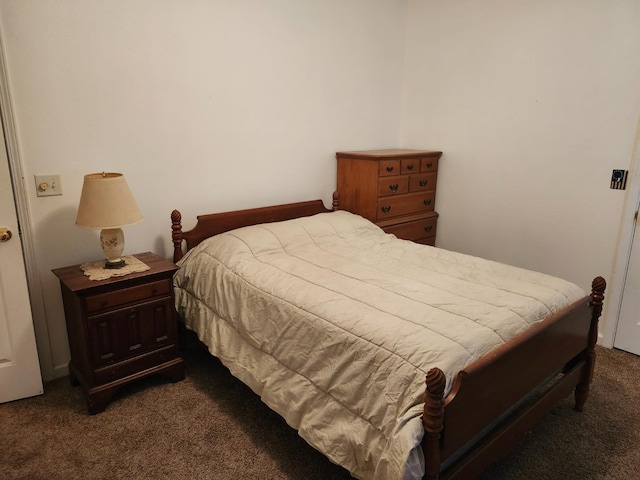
[0,228,12,242]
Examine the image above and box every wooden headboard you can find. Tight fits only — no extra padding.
[171,199,334,263]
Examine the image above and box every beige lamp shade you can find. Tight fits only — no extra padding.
[76,172,143,269]
[76,173,143,229]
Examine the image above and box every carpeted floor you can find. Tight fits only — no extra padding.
[1,344,638,480]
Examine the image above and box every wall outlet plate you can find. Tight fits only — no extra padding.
[34,175,62,197]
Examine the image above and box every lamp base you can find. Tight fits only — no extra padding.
[100,228,126,270]
[104,259,126,269]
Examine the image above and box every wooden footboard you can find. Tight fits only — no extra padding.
[422,277,606,479]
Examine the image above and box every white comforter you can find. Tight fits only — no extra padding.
[173,210,586,480]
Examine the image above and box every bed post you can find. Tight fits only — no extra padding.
[422,367,446,480]
[171,210,184,263]
[332,191,340,211]
[575,276,606,412]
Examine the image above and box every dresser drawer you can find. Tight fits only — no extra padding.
[378,160,400,177]
[85,280,171,313]
[409,172,437,192]
[376,191,436,220]
[378,176,409,197]
[382,215,437,242]
[420,156,439,172]
[401,158,420,174]
[415,236,436,246]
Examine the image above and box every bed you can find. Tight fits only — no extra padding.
[170,199,605,480]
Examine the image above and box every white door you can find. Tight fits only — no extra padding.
[0,121,43,403]
[615,209,640,356]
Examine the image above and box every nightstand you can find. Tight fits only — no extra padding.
[52,252,185,414]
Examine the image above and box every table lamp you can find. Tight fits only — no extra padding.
[75,172,143,269]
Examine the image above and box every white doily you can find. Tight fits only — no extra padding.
[80,255,150,281]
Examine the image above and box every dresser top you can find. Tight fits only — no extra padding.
[336,149,442,159]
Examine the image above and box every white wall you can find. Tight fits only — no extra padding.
[0,0,408,379]
[401,0,640,339]
[3,0,640,380]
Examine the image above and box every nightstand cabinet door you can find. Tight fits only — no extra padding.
[336,149,442,244]
[87,297,175,367]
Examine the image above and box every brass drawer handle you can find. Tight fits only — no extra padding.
[381,206,391,213]
[419,180,427,187]
[423,199,432,206]
[389,184,399,192]
[424,226,433,232]
[427,162,433,169]
[407,164,414,171]
[386,166,394,172]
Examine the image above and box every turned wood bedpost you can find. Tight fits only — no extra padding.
[332,191,340,211]
[171,210,184,263]
[422,368,446,480]
[575,276,606,412]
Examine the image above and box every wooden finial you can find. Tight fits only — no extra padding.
[332,191,340,211]
[171,210,184,262]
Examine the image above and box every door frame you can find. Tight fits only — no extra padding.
[0,30,54,380]
[601,114,640,348]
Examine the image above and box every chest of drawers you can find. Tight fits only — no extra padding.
[52,252,185,414]
[336,149,442,245]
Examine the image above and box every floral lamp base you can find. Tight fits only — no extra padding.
[100,228,126,269]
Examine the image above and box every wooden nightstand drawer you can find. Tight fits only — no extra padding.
[93,345,178,384]
[376,191,436,220]
[85,279,171,313]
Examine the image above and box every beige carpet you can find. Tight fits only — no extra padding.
[1,344,638,480]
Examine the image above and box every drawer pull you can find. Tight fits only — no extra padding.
[389,184,399,192]
[419,180,427,187]
[407,164,414,170]
[386,166,394,172]
[381,206,391,213]
[423,199,432,206]
[427,163,433,168]
[128,308,138,319]
[424,226,433,232]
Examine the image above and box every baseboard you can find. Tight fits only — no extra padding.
[51,362,69,380]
